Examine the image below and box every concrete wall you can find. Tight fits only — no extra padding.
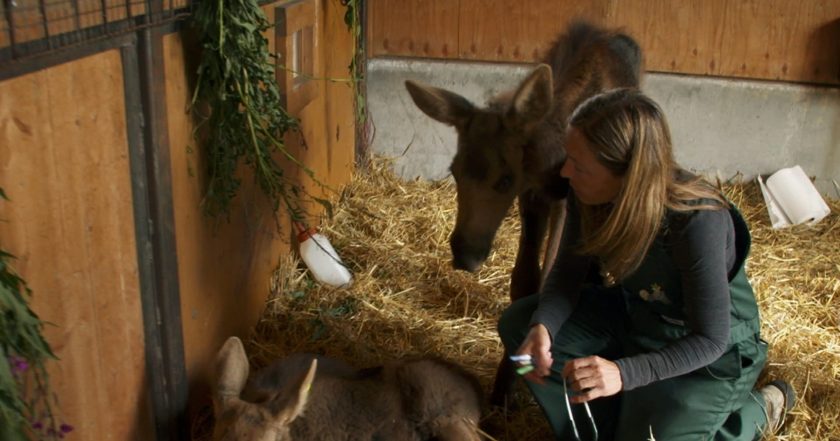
[368,58,840,198]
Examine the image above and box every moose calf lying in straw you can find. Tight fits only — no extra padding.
[212,336,484,441]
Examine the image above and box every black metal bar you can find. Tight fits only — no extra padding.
[3,0,18,59]
[101,0,109,26]
[132,21,189,441]
[121,36,161,438]
[0,12,186,68]
[38,0,51,48]
[142,0,151,24]
[0,30,134,80]
[354,0,368,165]
[71,0,82,31]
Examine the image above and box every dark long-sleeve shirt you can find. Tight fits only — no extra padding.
[531,195,736,391]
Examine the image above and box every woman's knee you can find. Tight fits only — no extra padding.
[497,295,539,349]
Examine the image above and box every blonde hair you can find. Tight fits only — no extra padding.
[568,89,727,282]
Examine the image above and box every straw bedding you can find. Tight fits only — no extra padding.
[244,158,839,441]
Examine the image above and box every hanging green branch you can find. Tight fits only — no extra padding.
[1,190,71,441]
[342,0,369,150]
[190,0,305,218]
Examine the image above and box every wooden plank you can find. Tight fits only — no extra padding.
[322,0,355,189]
[459,0,611,62]
[611,0,723,76]
[367,0,459,59]
[368,0,840,85]
[613,0,840,84]
[0,49,150,440]
[164,0,355,421]
[276,0,319,115]
[277,0,353,207]
[163,21,292,417]
[717,0,840,84]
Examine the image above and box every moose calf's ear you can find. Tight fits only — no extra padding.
[505,63,553,133]
[273,358,318,426]
[405,80,475,128]
[214,336,250,412]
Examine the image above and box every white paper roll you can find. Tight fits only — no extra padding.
[757,165,831,229]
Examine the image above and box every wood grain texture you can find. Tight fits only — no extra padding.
[611,0,722,76]
[367,0,459,59]
[163,28,292,417]
[367,0,840,85]
[0,49,151,440]
[322,0,355,190]
[276,0,320,115]
[0,1,356,435]
[458,0,611,62]
[165,0,356,419]
[613,0,840,84]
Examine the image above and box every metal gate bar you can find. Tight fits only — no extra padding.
[0,0,189,64]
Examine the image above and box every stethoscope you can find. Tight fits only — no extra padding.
[563,376,598,441]
[511,354,599,441]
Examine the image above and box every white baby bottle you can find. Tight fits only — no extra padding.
[295,223,353,287]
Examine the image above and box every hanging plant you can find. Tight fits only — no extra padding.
[190,0,316,219]
[0,190,71,440]
[342,0,370,154]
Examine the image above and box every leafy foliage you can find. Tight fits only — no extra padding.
[1,192,69,440]
[191,0,305,218]
[342,0,369,147]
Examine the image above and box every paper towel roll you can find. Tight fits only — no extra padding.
[757,165,831,228]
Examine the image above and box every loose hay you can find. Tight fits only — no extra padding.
[249,158,839,441]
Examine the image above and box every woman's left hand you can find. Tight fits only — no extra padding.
[562,355,623,404]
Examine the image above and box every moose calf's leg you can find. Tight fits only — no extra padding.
[510,192,551,301]
[490,355,519,408]
[498,193,550,405]
[540,200,567,287]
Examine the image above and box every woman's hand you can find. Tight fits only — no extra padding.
[515,324,554,384]
[562,355,623,403]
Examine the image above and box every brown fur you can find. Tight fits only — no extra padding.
[405,21,643,302]
[212,337,484,441]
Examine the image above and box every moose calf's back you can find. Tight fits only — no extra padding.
[212,337,483,441]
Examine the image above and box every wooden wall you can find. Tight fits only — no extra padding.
[166,0,356,424]
[0,50,153,440]
[367,0,840,86]
[0,0,355,437]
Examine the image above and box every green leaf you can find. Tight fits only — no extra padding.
[313,197,334,219]
[289,290,306,300]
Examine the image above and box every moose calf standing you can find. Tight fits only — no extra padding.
[405,21,643,406]
[212,337,484,441]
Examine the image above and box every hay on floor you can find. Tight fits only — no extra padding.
[250,157,839,441]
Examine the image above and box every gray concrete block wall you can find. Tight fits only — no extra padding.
[368,58,840,197]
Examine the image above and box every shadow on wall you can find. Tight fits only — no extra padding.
[807,18,840,196]
[806,18,840,84]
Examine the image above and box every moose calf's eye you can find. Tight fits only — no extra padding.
[493,175,514,193]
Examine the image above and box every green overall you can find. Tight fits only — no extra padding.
[498,207,770,440]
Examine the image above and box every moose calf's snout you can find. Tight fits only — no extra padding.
[450,233,491,273]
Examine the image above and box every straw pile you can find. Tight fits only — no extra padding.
[245,158,839,441]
